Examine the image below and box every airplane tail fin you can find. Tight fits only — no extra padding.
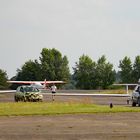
[43,79,47,89]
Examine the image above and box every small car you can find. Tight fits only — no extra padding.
[15,85,43,102]
[131,85,140,106]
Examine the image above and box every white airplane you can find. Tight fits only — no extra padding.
[7,79,66,89]
[0,80,138,98]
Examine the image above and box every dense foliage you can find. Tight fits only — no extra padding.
[132,56,140,83]
[119,56,133,83]
[39,48,70,81]
[118,55,140,83]
[1,47,140,89]
[0,69,9,89]
[14,48,70,82]
[73,55,115,89]
[95,56,115,89]
[73,55,96,89]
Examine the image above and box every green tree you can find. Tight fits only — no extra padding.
[73,55,115,89]
[39,48,70,81]
[0,69,9,89]
[58,56,70,81]
[73,54,96,89]
[132,55,140,83]
[16,60,41,81]
[15,48,70,83]
[119,56,133,83]
[95,55,115,89]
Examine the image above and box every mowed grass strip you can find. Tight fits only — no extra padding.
[94,89,130,94]
[0,102,140,116]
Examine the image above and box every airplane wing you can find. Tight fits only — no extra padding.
[7,81,35,84]
[7,80,66,84]
[0,90,16,93]
[113,84,137,86]
[43,93,130,97]
[39,81,66,84]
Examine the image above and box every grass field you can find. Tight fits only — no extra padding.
[0,102,140,116]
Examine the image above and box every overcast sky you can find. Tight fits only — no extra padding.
[0,0,140,78]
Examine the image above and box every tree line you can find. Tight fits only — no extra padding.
[0,48,140,89]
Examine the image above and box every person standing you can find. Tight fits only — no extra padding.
[51,84,57,101]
